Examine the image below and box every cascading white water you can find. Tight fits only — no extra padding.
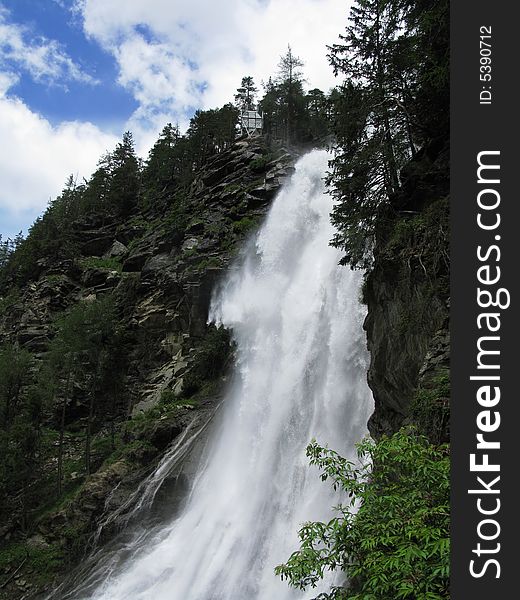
[86,149,373,600]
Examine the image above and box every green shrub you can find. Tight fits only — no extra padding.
[182,325,232,396]
[411,368,450,444]
[159,389,196,408]
[102,438,156,466]
[79,256,122,272]
[0,541,64,587]
[0,289,19,316]
[232,216,258,236]
[384,197,450,281]
[250,153,274,172]
[276,429,450,600]
[222,183,242,195]
[161,195,188,238]
[195,256,222,271]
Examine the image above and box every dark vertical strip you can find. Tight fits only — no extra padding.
[451,1,518,597]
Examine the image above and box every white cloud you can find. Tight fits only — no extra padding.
[0,5,112,237]
[0,1,350,238]
[0,5,97,87]
[114,33,201,150]
[0,70,19,95]
[0,90,117,222]
[75,0,349,138]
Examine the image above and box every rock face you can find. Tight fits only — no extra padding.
[0,136,297,599]
[364,253,449,438]
[0,131,449,597]
[0,137,295,422]
[363,140,450,442]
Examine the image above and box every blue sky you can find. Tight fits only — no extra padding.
[0,0,347,242]
[4,0,137,127]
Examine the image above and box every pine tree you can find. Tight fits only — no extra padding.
[81,155,112,214]
[0,343,32,430]
[305,88,329,139]
[142,123,182,208]
[186,105,239,168]
[329,0,411,194]
[275,45,306,143]
[109,131,141,217]
[234,76,258,110]
[0,234,20,272]
[326,0,448,267]
[0,343,46,527]
[49,297,119,485]
[258,77,281,138]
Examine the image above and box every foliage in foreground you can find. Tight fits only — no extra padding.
[276,430,450,599]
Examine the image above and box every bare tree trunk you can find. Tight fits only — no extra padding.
[57,368,72,498]
[21,481,27,532]
[85,391,95,476]
[382,109,399,192]
[57,399,66,498]
[110,387,117,452]
[375,3,399,194]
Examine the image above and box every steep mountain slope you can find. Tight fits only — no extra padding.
[0,136,296,599]
[364,138,450,443]
[0,138,450,600]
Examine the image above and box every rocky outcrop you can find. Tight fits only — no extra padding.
[0,136,296,599]
[364,254,449,438]
[363,142,450,441]
[0,137,295,418]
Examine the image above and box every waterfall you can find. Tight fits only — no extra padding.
[78,149,373,600]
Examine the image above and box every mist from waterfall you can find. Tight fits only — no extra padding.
[82,149,373,600]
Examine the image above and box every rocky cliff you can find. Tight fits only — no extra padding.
[0,136,296,599]
[0,132,450,598]
[363,139,450,444]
